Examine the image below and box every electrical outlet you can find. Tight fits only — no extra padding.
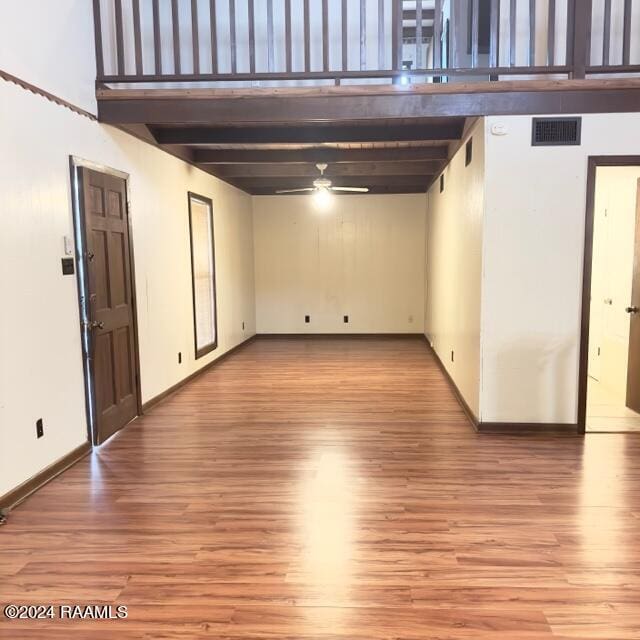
[305,315,310,323]
[178,352,182,364]
[408,315,413,323]
[36,418,44,439]
[344,315,349,323]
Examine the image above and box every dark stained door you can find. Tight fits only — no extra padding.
[80,168,139,444]
[626,179,640,413]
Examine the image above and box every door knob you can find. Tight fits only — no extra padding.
[625,306,639,314]
[85,320,104,330]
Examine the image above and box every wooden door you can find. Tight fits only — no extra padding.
[626,180,640,412]
[79,168,139,444]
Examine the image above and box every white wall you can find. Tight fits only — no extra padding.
[425,120,484,417]
[0,0,97,114]
[253,194,426,334]
[482,112,640,424]
[0,79,256,497]
[588,166,640,399]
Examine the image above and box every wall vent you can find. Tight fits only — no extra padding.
[532,117,581,146]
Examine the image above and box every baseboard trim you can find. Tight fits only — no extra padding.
[425,341,480,430]
[476,422,580,435]
[423,340,579,436]
[257,333,426,339]
[0,441,91,513]
[142,335,257,412]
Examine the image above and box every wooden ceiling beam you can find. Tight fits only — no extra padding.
[227,175,433,190]
[210,161,444,178]
[97,80,640,126]
[154,123,463,145]
[193,146,449,164]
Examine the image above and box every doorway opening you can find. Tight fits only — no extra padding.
[69,157,142,445]
[579,157,640,433]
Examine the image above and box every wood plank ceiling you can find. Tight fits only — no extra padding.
[148,117,467,195]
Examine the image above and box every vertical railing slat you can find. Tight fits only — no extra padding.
[547,0,555,65]
[433,0,442,69]
[471,0,479,68]
[360,0,367,70]
[566,0,575,67]
[171,0,181,74]
[267,0,274,72]
[323,0,330,71]
[229,0,237,74]
[210,0,218,73]
[392,0,402,71]
[342,0,348,70]
[152,0,162,74]
[304,0,311,72]
[285,0,292,72]
[529,0,536,65]
[622,0,632,65]
[489,0,500,68]
[378,0,384,69]
[191,0,200,74]
[248,0,255,73]
[509,0,517,66]
[571,0,592,78]
[416,0,423,70]
[451,0,459,67]
[602,0,611,65]
[115,0,125,76]
[132,0,143,75]
[92,0,105,79]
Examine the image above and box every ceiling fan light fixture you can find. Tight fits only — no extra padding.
[275,163,368,198]
[313,186,333,211]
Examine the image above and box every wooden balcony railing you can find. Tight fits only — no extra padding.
[93,0,640,87]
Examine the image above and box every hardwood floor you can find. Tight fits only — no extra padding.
[2,336,639,639]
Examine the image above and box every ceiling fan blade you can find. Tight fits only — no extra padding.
[275,188,316,194]
[330,186,370,193]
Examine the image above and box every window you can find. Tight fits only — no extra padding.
[188,193,217,358]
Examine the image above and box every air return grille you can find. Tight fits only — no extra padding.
[531,117,581,146]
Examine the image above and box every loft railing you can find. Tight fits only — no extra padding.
[93,0,640,87]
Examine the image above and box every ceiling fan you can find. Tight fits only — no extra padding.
[275,163,369,194]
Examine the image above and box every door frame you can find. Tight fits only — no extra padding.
[577,155,640,434]
[69,156,143,445]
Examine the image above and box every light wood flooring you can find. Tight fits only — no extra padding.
[1,337,639,639]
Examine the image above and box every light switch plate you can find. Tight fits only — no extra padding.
[63,235,74,255]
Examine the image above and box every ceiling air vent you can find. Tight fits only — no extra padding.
[531,117,581,146]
